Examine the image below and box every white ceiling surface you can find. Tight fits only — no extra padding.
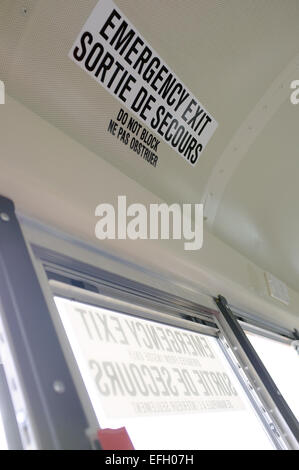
[0,1,299,292]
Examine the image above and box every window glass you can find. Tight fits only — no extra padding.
[55,296,274,450]
[0,411,8,450]
[246,332,299,419]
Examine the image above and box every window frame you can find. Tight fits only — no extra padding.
[0,207,298,450]
[31,243,296,449]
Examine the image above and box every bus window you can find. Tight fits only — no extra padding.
[0,411,8,450]
[54,296,274,450]
[246,332,299,420]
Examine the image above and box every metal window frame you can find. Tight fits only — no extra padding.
[230,304,295,342]
[0,196,92,450]
[48,281,293,450]
[31,244,218,326]
[214,295,299,450]
[0,195,298,450]
[238,322,293,345]
[32,247,221,444]
[31,249,298,450]
[50,280,217,337]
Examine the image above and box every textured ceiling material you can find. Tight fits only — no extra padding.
[0,1,299,293]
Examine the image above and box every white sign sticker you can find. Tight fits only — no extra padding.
[55,297,244,420]
[69,0,218,166]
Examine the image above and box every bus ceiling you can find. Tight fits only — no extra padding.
[0,0,298,330]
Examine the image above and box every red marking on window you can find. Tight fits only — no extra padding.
[97,427,135,450]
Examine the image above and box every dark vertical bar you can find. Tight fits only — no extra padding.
[0,195,91,449]
[215,295,299,443]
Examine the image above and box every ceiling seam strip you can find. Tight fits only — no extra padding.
[202,52,299,227]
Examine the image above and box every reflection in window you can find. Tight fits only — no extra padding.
[55,297,274,450]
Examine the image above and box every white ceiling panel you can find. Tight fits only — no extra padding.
[0,0,299,292]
